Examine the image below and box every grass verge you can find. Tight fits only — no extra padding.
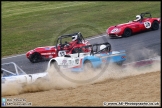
[2,1,160,57]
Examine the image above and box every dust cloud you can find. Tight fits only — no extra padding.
[2,82,23,96]
[2,47,161,96]
[2,57,160,97]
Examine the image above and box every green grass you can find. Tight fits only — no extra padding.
[2,1,161,57]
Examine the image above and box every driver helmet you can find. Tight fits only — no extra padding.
[72,35,78,41]
[100,45,107,51]
[134,15,141,21]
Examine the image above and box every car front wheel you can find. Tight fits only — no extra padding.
[122,28,132,37]
[83,60,94,72]
[29,52,42,63]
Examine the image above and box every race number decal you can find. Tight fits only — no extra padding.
[62,60,67,65]
[75,59,79,64]
[144,21,151,29]
[58,51,66,57]
[111,28,118,33]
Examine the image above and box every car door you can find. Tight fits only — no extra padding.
[130,21,143,33]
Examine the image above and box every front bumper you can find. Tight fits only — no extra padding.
[107,34,122,38]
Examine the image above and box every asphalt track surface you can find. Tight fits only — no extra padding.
[2,27,161,74]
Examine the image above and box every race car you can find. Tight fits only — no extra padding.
[1,62,48,86]
[47,42,126,72]
[26,32,90,63]
[106,12,161,38]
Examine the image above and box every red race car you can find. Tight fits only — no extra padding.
[26,32,90,63]
[106,12,161,38]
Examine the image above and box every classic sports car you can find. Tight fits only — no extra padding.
[48,42,126,72]
[1,62,48,86]
[26,32,90,63]
[106,12,161,38]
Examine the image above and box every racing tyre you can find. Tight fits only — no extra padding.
[29,52,42,63]
[83,60,94,72]
[122,28,132,37]
[116,61,124,66]
[151,21,159,30]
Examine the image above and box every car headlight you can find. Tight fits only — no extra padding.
[29,50,34,54]
[157,18,161,22]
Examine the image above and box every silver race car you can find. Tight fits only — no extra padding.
[1,62,48,86]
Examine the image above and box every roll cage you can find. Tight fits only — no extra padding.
[140,12,152,19]
[1,62,26,77]
[74,42,112,56]
[56,32,85,50]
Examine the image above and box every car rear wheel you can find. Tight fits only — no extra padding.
[29,52,42,63]
[83,60,94,72]
[151,21,159,30]
[116,61,124,66]
[122,28,132,37]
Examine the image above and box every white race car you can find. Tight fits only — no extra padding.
[48,42,126,72]
[1,62,48,86]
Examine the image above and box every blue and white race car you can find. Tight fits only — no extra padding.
[1,62,48,86]
[47,42,126,72]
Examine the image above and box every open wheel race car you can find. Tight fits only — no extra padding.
[26,32,90,63]
[106,12,161,38]
[1,62,47,86]
[48,42,126,72]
